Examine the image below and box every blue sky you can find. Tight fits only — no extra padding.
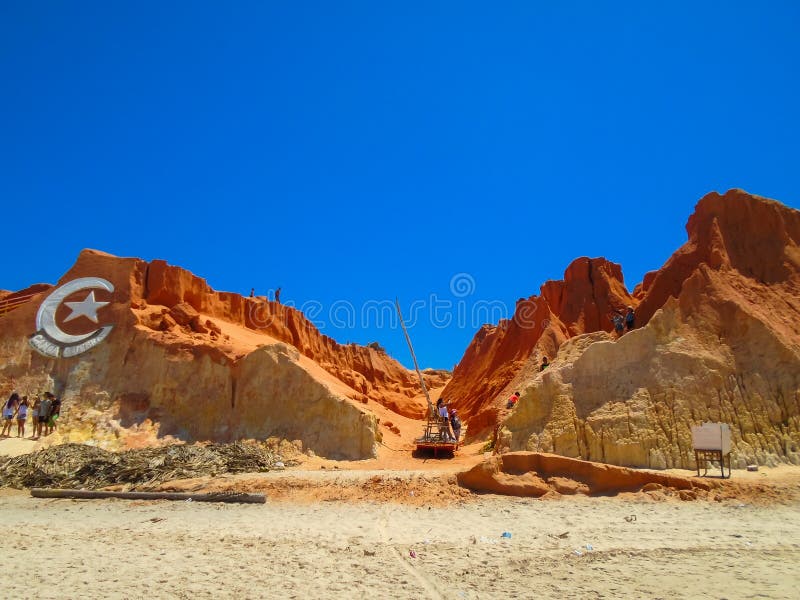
[2,2,799,369]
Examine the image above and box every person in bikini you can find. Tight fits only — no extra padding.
[29,396,40,438]
[1,393,19,437]
[16,396,28,437]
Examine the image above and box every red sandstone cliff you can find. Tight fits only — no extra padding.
[635,189,800,328]
[140,259,441,418]
[443,257,636,436]
[500,190,800,468]
[447,189,800,442]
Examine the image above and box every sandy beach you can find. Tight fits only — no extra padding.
[2,465,800,600]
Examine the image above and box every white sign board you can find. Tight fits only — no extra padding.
[691,423,732,454]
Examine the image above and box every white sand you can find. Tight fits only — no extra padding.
[2,488,799,599]
[0,436,38,457]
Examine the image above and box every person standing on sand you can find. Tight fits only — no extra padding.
[37,393,52,438]
[47,395,61,435]
[1,393,19,436]
[436,398,452,441]
[30,396,40,438]
[16,396,28,437]
[449,409,462,443]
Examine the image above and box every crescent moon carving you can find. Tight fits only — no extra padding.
[35,277,115,345]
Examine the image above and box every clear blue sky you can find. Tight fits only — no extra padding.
[2,2,799,369]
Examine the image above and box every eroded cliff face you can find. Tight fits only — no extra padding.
[0,250,435,459]
[635,189,800,325]
[443,257,636,436]
[498,190,800,468]
[142,259,437,418]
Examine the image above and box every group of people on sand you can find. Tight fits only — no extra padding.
[1,392,60,439]
[435,398,461,443]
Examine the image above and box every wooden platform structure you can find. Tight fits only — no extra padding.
[414,412,460,456]
[395,298,460,458]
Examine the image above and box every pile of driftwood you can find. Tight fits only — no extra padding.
[0,442,284,489]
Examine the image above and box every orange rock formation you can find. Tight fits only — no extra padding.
[141,258,445,417]
[0,251,445,459]
[488,190,800,467]
[2,189,798,469]
[457,451,717,497]
[443,257,635,436]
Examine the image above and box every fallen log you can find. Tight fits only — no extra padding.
[30,488,266,504]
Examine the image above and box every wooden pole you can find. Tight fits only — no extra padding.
[395,298,433,415]
[30,488,266,504]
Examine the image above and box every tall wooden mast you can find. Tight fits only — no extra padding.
[395,298,433,415]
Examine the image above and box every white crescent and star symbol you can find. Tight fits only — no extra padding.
[29,277,115,358]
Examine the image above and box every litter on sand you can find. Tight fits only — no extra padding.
[548,531,570,539]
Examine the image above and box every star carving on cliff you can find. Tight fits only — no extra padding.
[63,291,110,324]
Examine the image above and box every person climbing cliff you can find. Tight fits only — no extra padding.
[540,356,550,371]
[625,306,636,331]
[506,391,520,409]
[611,311,624,336]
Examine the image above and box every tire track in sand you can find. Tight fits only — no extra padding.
[377,508,444,600]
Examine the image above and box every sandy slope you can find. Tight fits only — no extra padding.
[1,488,799,600]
